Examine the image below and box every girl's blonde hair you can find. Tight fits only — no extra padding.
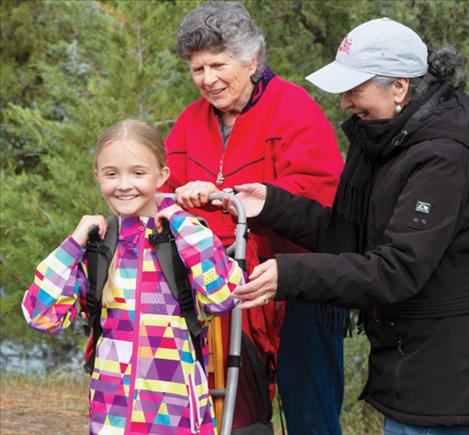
[94,118,167,169]
[96,119,167,306]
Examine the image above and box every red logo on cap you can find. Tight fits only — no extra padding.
[338,36,352,54]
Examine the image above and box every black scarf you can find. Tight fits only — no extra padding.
[324,82,451,255]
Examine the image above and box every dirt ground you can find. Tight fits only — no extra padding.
[0,374,89,435]
[0,374,285,434]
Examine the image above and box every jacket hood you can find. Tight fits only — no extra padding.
[402,83,469,150]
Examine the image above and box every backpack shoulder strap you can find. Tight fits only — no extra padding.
[86,215,119,307]
[83,214,119,373]
[150,219,204,368]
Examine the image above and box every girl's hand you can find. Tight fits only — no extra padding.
[71,215,108,247]
[233,259,278,309]
[175,181,219,209]
[231,183,267,218]
[154,204,182,233]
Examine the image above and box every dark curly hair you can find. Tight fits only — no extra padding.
[374,45,466,102]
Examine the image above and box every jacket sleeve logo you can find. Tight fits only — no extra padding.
[415,201,431,214]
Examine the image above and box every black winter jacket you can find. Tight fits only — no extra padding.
[258,85,469,426]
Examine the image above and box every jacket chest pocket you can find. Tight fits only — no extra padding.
[186,360,210,434]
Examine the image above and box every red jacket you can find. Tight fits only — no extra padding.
[163,72,343,414]
[165,74,343,253]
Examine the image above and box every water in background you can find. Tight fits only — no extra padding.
[1,339,84,377]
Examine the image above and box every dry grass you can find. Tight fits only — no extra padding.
[0,372,283,434]
[0,336,382,435]
[0,371,89,435]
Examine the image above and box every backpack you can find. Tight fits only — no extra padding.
[83,215,204,374]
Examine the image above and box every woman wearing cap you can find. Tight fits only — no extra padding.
[163,1,345,433]
[233,18,469,433]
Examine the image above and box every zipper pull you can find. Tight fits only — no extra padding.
[396,336,405,358]
[216,153,225,186]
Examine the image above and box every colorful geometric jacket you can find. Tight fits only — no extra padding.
[22,211,243,434]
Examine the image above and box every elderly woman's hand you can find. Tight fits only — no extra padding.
[233,259,278,309]
[175,181,219,209]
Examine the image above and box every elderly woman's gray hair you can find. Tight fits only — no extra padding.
[176,1,267,82]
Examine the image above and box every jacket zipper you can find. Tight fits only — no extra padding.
[188,371,201,433]
[216,151,225,186]
[124,228,145,432]
[216,114,233,186]
[215,115,265,185]
[393,335,405,400]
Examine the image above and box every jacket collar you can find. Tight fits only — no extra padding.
[341,82,458,162]
[119,216,154,246]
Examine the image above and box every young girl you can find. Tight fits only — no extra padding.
[22,119,243,434]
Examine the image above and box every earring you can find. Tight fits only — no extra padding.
[395,104,402,114]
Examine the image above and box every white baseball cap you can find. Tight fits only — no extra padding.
[305,18,428,93]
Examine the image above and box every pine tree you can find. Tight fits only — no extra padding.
[1,0,467,368]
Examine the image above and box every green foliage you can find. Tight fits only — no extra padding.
[0,109,106,341]
[341,333,383,434]
[249,0,469,150]
[1,0,468,429]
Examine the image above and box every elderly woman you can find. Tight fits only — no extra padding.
[164,1,345,433]
[233,18,469,434]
